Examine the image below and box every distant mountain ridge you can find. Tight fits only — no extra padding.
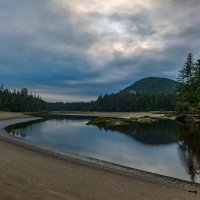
[122,77,176,94]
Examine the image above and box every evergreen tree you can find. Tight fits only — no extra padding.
[194,58,200,109]
[0,86,46,112]
[176,54,200,112]
[177,54,194,112]
[177,53,194,92]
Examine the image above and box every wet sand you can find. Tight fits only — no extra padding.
[0,112,199,200]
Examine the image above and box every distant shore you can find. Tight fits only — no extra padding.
[44,111,167,119]
[0,112,199,200]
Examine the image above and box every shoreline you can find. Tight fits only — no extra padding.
[1,117,199,187]
[0,113,199,199]
[50,111,166,119]
[1,130,200,188]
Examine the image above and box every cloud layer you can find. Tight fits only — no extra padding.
[0,0,200,101]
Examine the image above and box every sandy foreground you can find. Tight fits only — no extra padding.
[0,112,199,200]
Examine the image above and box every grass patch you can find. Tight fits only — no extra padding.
[87,116,165,128]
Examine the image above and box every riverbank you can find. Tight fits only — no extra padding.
[49,111,166,119]
[86,115,175,129]
[0,111,28,120]
[0,112,199,200]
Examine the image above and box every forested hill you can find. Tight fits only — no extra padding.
[0,77,177,112]
[87,77,177,111]
[122,77,176,94]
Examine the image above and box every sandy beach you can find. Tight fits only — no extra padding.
[0,112,29,120]
[0,112,199,200]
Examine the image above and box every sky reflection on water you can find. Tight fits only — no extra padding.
[7,117,200,183]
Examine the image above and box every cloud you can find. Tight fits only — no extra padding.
[0,0,200,101]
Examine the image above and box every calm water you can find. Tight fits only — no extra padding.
[7,116,200,183]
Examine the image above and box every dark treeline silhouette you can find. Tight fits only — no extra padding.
[0,84,176,112]
[47,102,92,111]
[47,92,176,111]
[93,92,176,111]
[0,84,46,112]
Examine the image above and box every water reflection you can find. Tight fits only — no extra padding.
[175,125,200,182]
[7,117,89,139]
[101,121,200,182]
[101,120,178,145]
[6,116,200,182]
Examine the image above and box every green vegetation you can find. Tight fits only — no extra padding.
[90,92,176,111]
[176,53,200,112]
[122,77,176,94]
[87,116,165,129]
[0,84,46,112]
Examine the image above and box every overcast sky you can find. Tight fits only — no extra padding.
[0,0,200,102]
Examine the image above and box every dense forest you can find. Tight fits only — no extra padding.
[0,84,176,112]
[47,92,176,112]
[0,84,46,112]
[0,54,199,113]
[122,77,176,94]
[177,53,200,112]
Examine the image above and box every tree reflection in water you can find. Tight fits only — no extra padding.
[101,120,178,145]
[6,117,200,182]
[176,124,200,182]
[100,120,200,182]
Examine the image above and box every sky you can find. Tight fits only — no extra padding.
[0,0,200,102]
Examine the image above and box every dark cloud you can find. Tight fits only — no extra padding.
[0,0,200,101]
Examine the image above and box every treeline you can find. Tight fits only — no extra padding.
[0,84,46,112]
[47,92,176,112]
[47,102,92,111]
[90,92,176,111]
[1,53,199,113]
[177,53,200,112]
[0,85,176,113]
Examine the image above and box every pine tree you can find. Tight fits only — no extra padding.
[177,53,194,92]
[194,58,200,85]
[177,54,195,112]
[194,58,200,109]
[176,54,200,112]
